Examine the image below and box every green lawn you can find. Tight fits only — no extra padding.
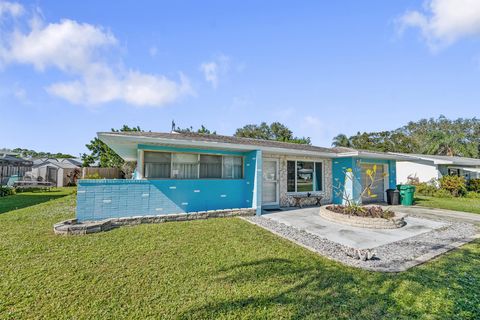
[0,187,76,214]
[1,191,479,319]
[415,195,480,214]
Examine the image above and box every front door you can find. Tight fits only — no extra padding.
[262,159,279,206]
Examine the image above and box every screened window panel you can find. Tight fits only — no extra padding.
[232,157,243,179]
[144,151,171,163]
[287,161,296,192]
[172,153,198,179]
[144,152,171,178]
[223,156,243,179]
[200,155,222,178]
[315,162,323,191]
[296,161,314,192]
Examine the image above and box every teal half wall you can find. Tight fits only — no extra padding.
[76,146,262,221]
[332,157,397,204]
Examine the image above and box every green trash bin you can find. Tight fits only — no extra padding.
[397,184,416,206]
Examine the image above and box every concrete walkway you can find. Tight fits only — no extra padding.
[386,205,480,226]
[262,207,446,249]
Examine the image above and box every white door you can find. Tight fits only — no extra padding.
[262,160,279,206]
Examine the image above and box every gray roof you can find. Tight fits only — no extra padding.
[32,158,80,169]
[101,131,340,154]
[392,153,480,166]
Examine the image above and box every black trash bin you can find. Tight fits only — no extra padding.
[386,189,400,205]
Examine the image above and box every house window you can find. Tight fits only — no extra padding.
[144,152,171,178]
[287,160,323,193]
[143,151,243,179]
[172,153,199,179]
[200,155,222,178]
[223,156,243,179]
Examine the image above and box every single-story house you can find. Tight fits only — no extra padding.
[76,132,405,221]
[393,153,480,184]
[0,152,33,186]
[31,158,81,187]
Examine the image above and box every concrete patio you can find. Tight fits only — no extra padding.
[262,207,447,249]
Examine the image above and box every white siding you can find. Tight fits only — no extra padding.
[396,161,439,183]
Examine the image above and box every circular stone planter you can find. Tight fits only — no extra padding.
[319,206,406,229]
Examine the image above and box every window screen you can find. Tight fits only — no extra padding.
[172,153,198,179]
[200,155,222,178]
[315,162,323,191]
[144,152,171,178]
[223,156,243,179]
[287,161,296,192]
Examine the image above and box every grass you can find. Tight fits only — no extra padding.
[0,187,76,214]
[0,190,479,319]
[415,195,480,214]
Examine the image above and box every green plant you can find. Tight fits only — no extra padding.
[0,186,16,197]
[467,179,480,193]
[415,182,438,196]
[84,172,103,179]
[465,191,480,199]
[439,175,466,197]
[433,189,453,198]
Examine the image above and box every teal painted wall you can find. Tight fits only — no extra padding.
[332,157,355,204]
[76,145,261,221]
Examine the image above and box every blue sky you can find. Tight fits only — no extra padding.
[1,0,480,156]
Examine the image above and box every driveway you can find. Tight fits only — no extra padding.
[391,205,480,226]
[261,207,447,249]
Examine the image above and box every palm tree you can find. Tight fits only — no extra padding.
[332,134,352,147]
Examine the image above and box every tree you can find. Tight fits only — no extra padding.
[8,148,75,159]
[82,125,143,167]
[332,134,351,147]
[175,124,216,134]
[235,122,311,144]
[331,116,480,158]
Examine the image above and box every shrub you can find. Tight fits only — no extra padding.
[439,175,466,197]
[0,186,16,197]
[467,179,480,193]
[433,189,453,198]
[415,182,438,196]
[84,173,103,179]
[406,175,420,185]
[466,191,480,199]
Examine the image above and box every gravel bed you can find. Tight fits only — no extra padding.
[243,215,478,272]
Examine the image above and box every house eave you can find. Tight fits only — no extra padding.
[98,133,341,160]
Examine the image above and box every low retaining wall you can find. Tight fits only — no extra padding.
[319,206,406,229]
[54,208,255,235]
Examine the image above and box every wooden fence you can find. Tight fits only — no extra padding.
[82,167,123,179]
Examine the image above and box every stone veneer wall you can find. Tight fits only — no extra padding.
[263,153,332,207]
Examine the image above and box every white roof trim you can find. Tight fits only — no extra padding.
[389,152,453,165]
[98,133,403,160]
[99,133,339,158]
[449,166,480,173]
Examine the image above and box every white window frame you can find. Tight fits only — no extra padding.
[286,159,325,194]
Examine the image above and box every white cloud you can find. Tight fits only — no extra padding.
[398,0,480,49]
[200,54,230,89]
[1,19,117,71]
[0,1,23,18]
[0,3,192,107]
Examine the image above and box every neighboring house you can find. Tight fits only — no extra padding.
[76,132,404,221]
[0,152,33,185]
[31,158,81,187]
[393,153,480,183]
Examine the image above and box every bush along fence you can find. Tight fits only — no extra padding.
[81,167,123,179]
